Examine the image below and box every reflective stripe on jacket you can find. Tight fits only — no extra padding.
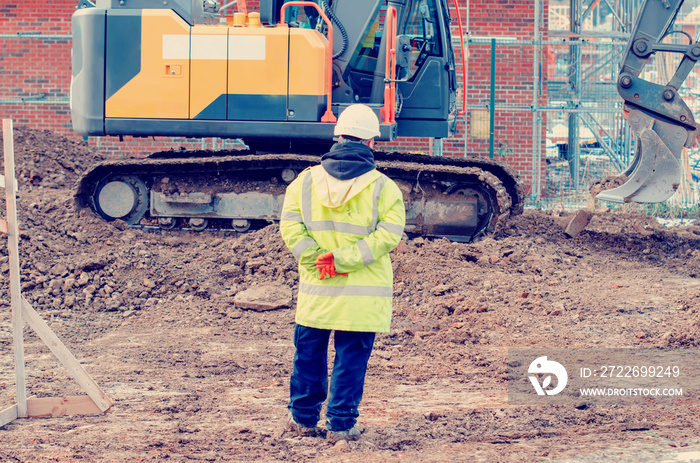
[280,165,406,332]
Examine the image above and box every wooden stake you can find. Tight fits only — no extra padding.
[3,119,27,418]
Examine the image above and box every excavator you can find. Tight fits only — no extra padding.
[70,0,523,242]
[69,0,697,241]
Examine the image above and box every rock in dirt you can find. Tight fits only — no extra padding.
[233,284,293,311]
[565,209,592,238]
[220,264,244,277]
[333,440,349,452]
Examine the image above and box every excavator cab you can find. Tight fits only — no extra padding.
[260,0,458,139]
[337,0,457,138]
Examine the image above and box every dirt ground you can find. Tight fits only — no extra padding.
[1,127,700,462]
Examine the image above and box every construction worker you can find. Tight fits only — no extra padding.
[279,104,406,442]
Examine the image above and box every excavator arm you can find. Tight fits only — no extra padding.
[595,0,700,203]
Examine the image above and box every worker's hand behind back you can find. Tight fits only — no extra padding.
[315,252,348,280]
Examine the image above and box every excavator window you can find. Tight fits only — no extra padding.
[348,2,385,74]
[401,0,442,80]
[348,0,442,80]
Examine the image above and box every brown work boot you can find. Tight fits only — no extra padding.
[278,413,323,438]
[326,424,363,443]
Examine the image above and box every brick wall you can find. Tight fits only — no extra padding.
[0,0,546,191]
[459,0,549,194]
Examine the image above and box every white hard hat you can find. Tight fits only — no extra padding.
[334,104,381,140]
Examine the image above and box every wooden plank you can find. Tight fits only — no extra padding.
[3,118,27,418]
[0,218,7,235]
[27,396,103,418]
[21,297,113,412]
[0,404,18,427]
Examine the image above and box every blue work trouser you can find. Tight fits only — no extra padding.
[289,323,376,432]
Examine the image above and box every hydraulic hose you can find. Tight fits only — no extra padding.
[322,0,348,59]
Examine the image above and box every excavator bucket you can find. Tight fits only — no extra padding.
[595,109,685,203]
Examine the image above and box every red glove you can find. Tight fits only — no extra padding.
[315,252,348,280]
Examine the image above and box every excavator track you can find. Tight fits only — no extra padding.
[76,150,524,242]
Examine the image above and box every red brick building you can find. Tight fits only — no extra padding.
[0,0,547,194]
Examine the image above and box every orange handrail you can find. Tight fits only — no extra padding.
[279,1,336,123]
[383,5,397,124]
[452,0,466,116]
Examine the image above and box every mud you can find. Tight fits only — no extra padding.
[0,127,699,462]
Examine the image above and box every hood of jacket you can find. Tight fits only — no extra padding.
[310,165,380,209]
[320,141,376,181]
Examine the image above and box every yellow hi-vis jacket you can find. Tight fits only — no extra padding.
[280,165,406,333]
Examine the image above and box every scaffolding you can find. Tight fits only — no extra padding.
[547,0,644,207]
[457,0,700,210]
